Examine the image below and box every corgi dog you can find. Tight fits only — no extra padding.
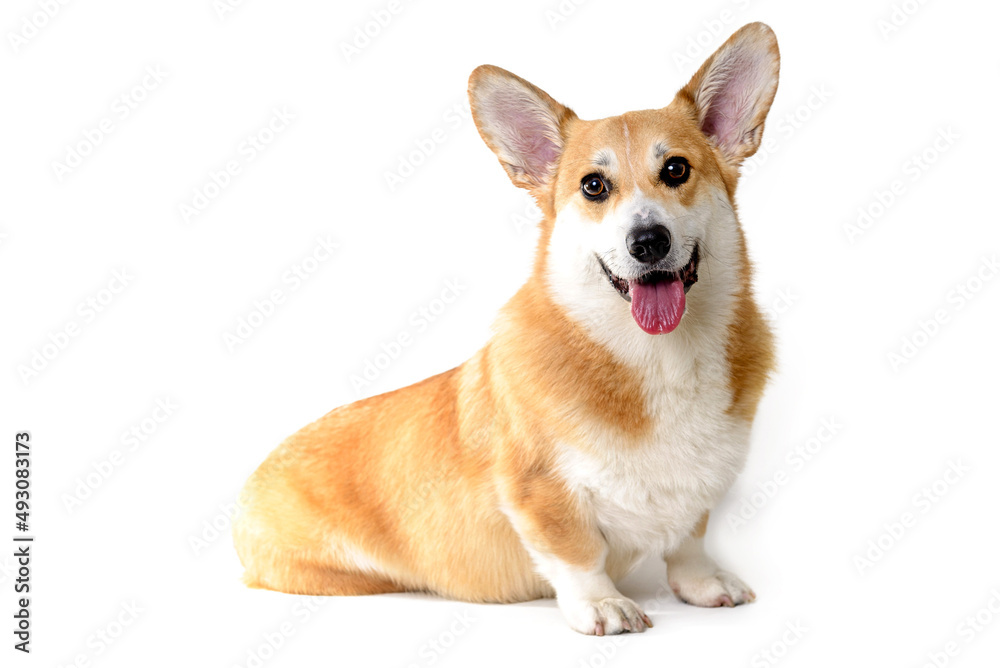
[234,22,779,636]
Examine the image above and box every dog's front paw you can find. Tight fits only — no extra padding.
[669,570,755,608]
[561,596,653,635]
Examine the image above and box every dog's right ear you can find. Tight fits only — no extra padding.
[468,65,576,192]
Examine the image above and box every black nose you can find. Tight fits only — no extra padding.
[626,226,671,264]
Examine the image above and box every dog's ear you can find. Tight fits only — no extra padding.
[675,22,780,166]
[469,65,576,192]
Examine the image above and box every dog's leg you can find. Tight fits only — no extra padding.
[502,475,651,635]
[535,546,652,635]
[664,512,755,607]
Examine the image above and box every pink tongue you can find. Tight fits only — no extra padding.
[630,279,686,334]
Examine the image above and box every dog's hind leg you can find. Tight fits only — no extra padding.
[235,524,404,596]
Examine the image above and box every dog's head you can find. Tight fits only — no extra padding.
[469,23,779,339]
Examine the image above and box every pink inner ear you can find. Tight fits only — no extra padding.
[700,52,767,154]
[490,92,560,182]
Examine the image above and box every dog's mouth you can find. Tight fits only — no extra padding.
[597,246,700,335]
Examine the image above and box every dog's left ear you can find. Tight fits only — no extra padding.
[676,22,780,166]
[468,65,576,192]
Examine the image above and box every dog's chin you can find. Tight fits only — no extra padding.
[596,246,700,335]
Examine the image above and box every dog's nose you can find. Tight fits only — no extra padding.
[626,226,671,264]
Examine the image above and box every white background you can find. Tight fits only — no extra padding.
[2,0,999,666]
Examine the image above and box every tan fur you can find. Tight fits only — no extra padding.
[233,23,778,609]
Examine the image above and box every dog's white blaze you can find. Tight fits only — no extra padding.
[622,120,634,174]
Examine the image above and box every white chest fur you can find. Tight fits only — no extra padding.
[556,364,750,564]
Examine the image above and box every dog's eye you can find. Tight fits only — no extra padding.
[660,157,690,187]
[581,174,609,200]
